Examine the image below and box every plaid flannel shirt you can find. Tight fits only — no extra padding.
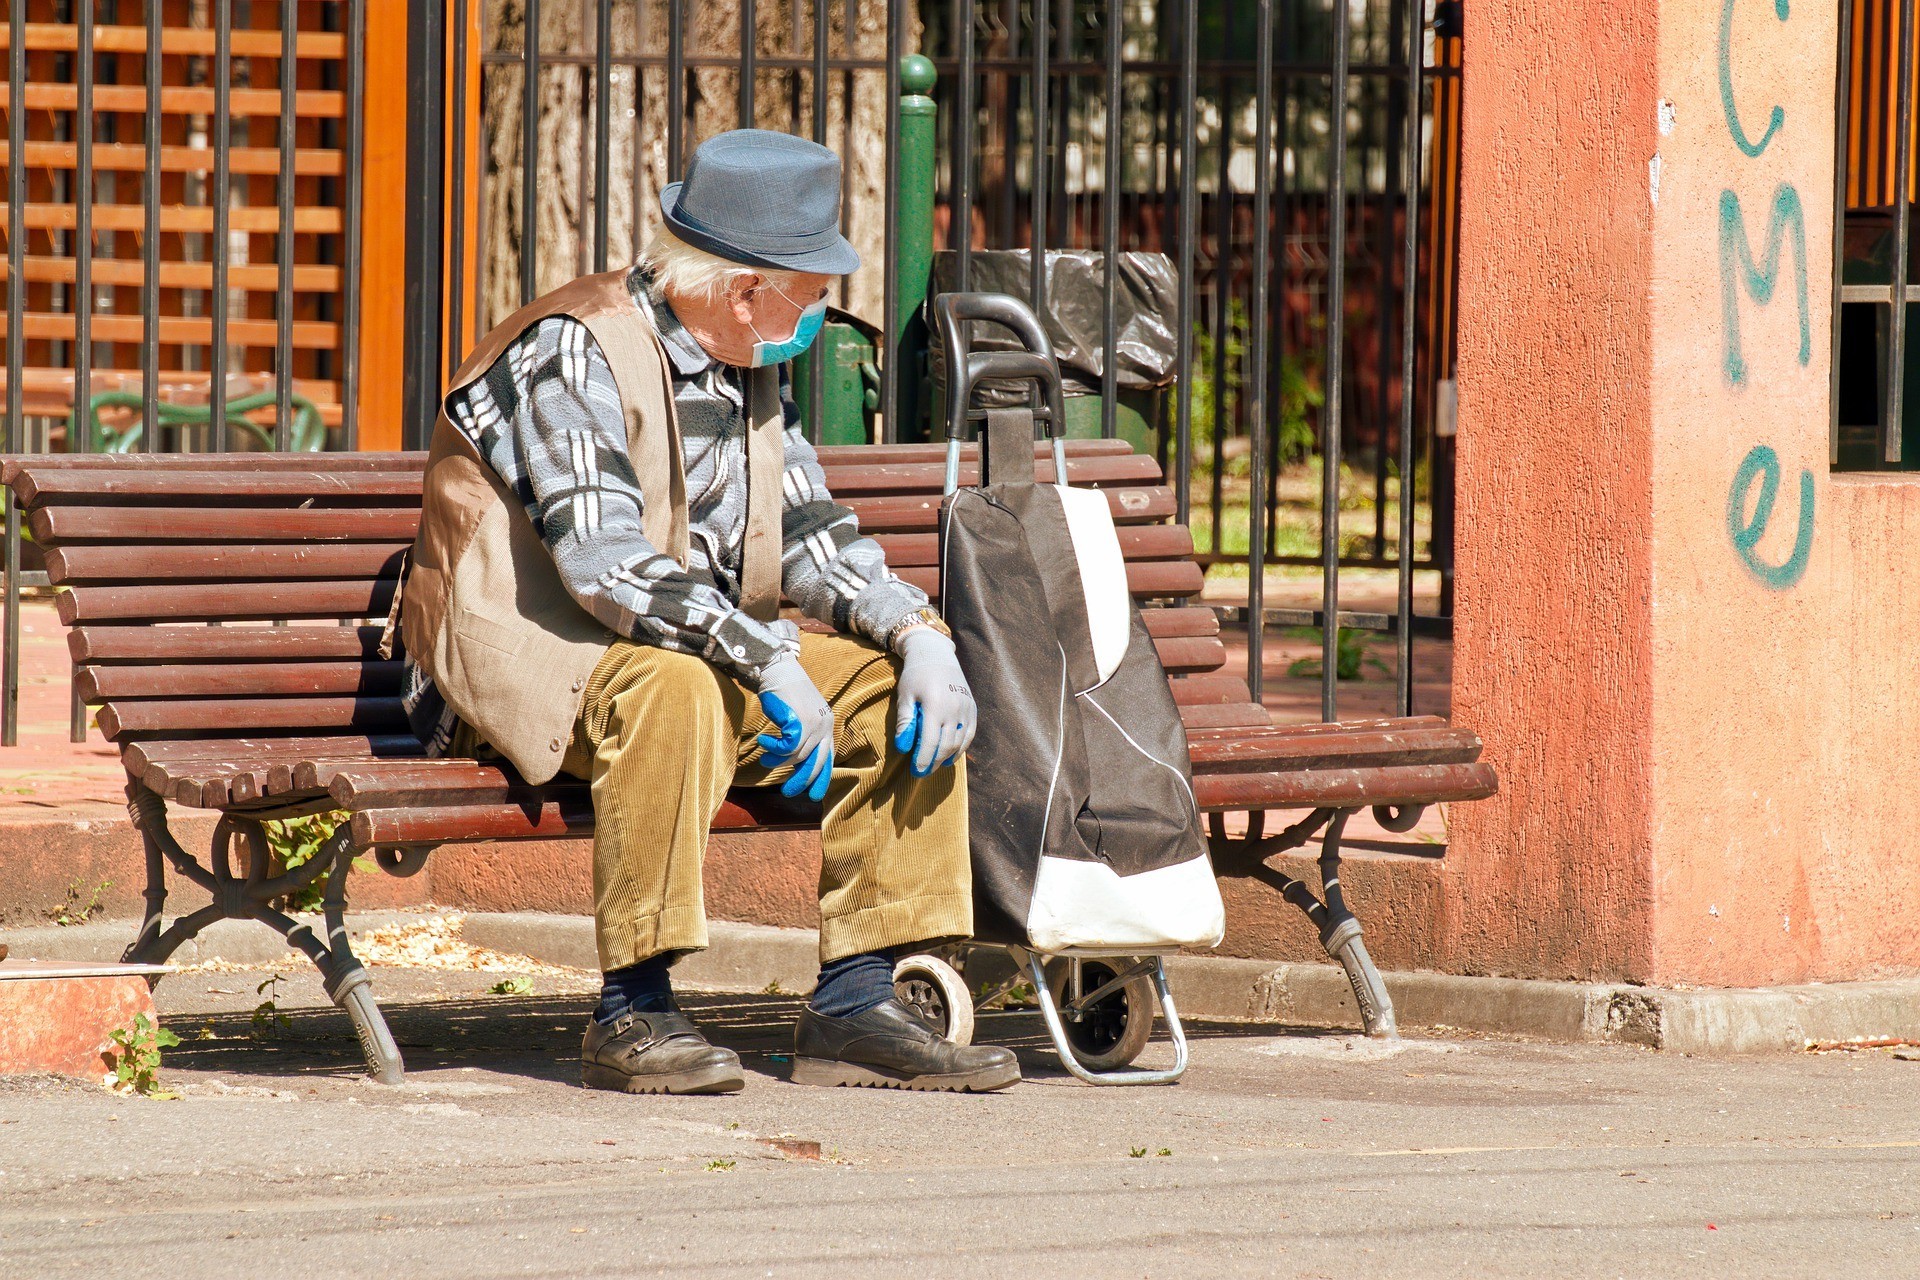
[403,267,932,753]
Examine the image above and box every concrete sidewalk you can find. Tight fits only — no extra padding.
[0,942,1915,1278]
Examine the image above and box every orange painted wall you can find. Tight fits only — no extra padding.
[1449,0,1920,987]
[1445,0,1661,983]
[1647,0,1920,985]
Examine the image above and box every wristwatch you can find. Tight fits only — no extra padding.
[890,607,952,647]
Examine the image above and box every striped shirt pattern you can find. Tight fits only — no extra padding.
[402,267,929,752]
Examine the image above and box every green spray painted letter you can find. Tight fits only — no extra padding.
[1719,185,1810,384]
[1727,443,1813,589]
[1719,0,1790,157]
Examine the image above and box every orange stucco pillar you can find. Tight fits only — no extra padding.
[1452,0,1920,987]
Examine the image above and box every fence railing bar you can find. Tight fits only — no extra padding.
[402,0,447,450]
[1890,0,1916,464]
[1209,72,1232,558]
[140,0,162,453]
[341,0,367,450]
[4,0,25,745]
[67,0,97,743]
[1246,0,1274,703]
[275,0,298,452]
[1395,0,1425,717]
[449,0,470,371]
[520,0,540,305]
[807,0,829,445]
[668,0,685,179]
[593,0,610,271]
[1098,0,1120,440]
[741,0,758,124]
[1172,0,1197,523]
[882,0,902,442]
[209,0,234,453]
[954,0,976,292]
[1030,0,1048,317]
[1321,0,1351,722]
[1831,0,1855,466]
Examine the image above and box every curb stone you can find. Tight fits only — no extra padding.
[12,911,1919,1054]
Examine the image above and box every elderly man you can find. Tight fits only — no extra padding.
[396,130,1015,1095]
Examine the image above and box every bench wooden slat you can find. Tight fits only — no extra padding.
[13,468,425,504]
[47,543,412,584]
[46,526,1195,583]
[1183,715,1451,740]
[349,762,1498,849]
[893,558,1201,600]
[60,579,396,624]
[0,451,429,484]
[1174,702,1276,729]
[1186,725,1482,773]
[71,621,1221,677]
[1153,635,1227,674]
[31,505,424,544]
[79,660,404,701]
[1138,606,1219,639]
[96,695,407,740]
[1195,762,1497,813]
[871,523,1194,568]
[1168,674,1254,706]
[72,625,388,663]
[818,453,1161,496]
[351,790,818,847]
[27,485,1176,544]
[813,440,1136,467]
[846,486,1173,533]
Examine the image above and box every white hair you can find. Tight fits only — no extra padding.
[637,226,805,302]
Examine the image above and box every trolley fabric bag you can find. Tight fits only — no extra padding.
[940,406,1225,953]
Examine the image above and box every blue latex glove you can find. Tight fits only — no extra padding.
[755,656,835,802]
[893,627,976,777]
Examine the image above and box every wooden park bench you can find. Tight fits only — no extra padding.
[1,443,1495,1083]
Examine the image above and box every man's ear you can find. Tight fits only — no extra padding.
[726,274,763,325]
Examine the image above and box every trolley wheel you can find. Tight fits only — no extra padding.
[893,953,974,1045]
[1060,959,1154,1072]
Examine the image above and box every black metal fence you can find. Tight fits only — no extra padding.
[3,0,1459,744]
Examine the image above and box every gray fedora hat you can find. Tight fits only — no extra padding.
[659,130,861,276]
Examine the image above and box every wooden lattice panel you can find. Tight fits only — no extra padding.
[0,0,356,448]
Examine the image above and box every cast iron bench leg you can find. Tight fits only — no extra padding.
[122,779,408,1083]
[1208,806,1401,1038]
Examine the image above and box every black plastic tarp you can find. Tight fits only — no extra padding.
[928,250,1179,406]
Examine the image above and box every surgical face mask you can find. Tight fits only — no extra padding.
[747,285,829,368]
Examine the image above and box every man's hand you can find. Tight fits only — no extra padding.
[756,657,836,802]
[893,628,976,777]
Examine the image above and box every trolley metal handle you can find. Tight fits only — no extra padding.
[932,292,1069,494]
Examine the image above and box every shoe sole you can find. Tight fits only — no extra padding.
[789,1056,1021,1092]
[581,1061,745,1095]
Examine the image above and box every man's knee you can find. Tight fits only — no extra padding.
[601,645,734,740]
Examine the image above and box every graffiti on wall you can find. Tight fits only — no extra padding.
[1727,444,1815,587]
[1718,185,1810,385]
[1716,0,1813,589]
[1718,0,1790,158]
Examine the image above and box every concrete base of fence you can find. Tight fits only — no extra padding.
[11,911,1920,1056]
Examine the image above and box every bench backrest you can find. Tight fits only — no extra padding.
[4,441,1250,766]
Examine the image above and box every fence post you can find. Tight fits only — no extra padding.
[892,54,938,443]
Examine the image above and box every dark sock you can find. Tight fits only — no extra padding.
[809,950,896,1018]
[595,953,677,1024]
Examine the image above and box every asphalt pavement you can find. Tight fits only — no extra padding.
[1,963,1916,1278]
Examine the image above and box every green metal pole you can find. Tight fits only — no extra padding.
[894,54,938,443]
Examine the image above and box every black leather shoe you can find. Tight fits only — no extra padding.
[581,1009,745,1095]
[792,998,1020,1092]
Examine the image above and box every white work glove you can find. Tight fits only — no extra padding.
[755,656,835,802]
[893,628,976,777]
